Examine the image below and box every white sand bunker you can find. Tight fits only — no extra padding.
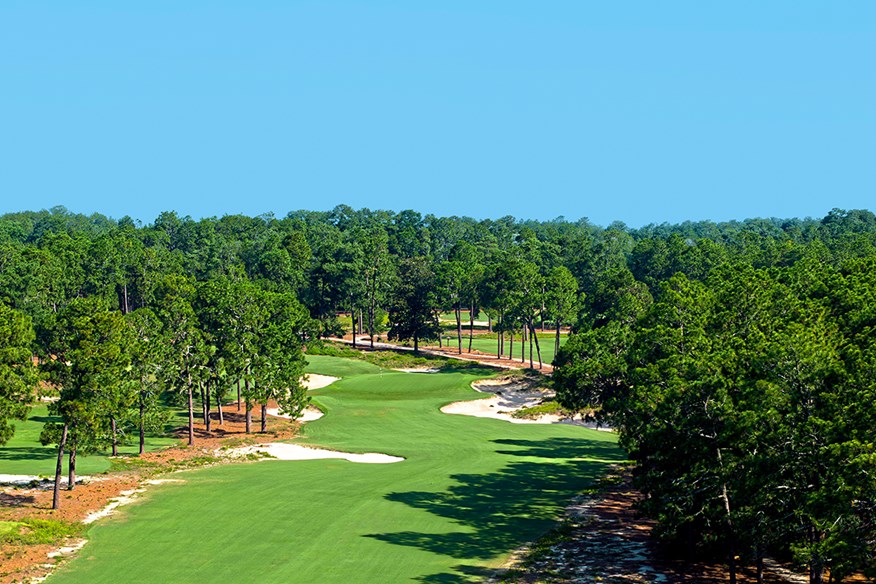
[233,443,404,464]
[441,378,611,431]
[267,405,324,422]
[393,367,440,373]
[303,373,339,390]
[0,474,94,487]
[441,378,554,424]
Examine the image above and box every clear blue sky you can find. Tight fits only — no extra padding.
[2,2,873,227]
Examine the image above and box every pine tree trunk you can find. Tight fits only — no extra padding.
[414,333,419,354]
[187,376,195,447]
[52,424,68,509]
[469,304,474,353]
[216,390,224,425]
[111,416,118,456]
[352,297,357,348]
[756,548,764,584]
[532,322,543,368]
[237,379,241,411]
[245,375,252,433]
[369,304,375,349]
[139,390,145,455]
[68,446,77,491]
[488,314,492,333]
[555,324,561,359]
[261,403,267,433]
[204,382,212,433]
[456,305,462,354]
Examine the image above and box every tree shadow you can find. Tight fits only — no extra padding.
[366,437,626,581]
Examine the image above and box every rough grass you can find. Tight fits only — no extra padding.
[49,355,623,584]
[0,519,82,546]
[512,400,570,420]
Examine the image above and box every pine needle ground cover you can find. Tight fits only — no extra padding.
[49,355,623,583]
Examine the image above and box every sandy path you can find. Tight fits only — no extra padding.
[231,443,403,464]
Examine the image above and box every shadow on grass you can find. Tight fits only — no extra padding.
[366,437,626,581]
[0,446,56,463]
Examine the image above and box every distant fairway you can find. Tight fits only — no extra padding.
[0,405,177,476]
[444,331,569,365]
[49,355,622,583]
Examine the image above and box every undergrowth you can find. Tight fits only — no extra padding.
[0,519,82,546]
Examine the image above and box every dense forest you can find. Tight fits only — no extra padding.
[1,205,875,582]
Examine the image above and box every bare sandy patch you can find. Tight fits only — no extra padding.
[231,443,403,464]
[303,373,339,390]
[392,367,441,373]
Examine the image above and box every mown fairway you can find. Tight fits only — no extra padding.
[49,355,622,583]
[461,332,568,365]
[0,405,177,476]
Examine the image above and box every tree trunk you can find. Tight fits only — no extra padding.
[510,331,514,361]
[369,304,375,349]
[187,376,195,447]
[456,305,462,354]
[488,314,492,333]
[245,376,252,433]
[204,382,212,433]
[555,323,561,359]
[68,446,77,491]
[351,297,357,348]
[139,389,145,455]
[123,282,129,314]
[237,379,241,411]
[414,333,419,354]
[756,547,764,584]
[260,403,267,433]
[216,390,224,425]
[52,423,68,509]
[531,322,543,368]
[469,303,474,353]
[111,416,118,456]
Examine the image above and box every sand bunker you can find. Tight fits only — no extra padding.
[0,474,94,487]
[303,373,339,390]
[442,378,612,431]
[232,443,403,464]
[393,367,440,373]
[267,405,324,422]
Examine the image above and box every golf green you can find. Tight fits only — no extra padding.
[49,355,622,583]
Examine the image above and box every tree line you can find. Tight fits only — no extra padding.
[0,205,875,578]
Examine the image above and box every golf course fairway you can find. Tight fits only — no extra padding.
[49,355,623,583]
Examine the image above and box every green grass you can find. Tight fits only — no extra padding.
[50,355,622,583]
[439,309,489,323]
[454,331,568,365]
[512,400,569,419]
[0,405,178,476]
[0,518,82,545]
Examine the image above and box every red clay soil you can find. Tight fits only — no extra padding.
[0,404,300,583]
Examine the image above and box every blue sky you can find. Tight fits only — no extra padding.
[1,2,874,227]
